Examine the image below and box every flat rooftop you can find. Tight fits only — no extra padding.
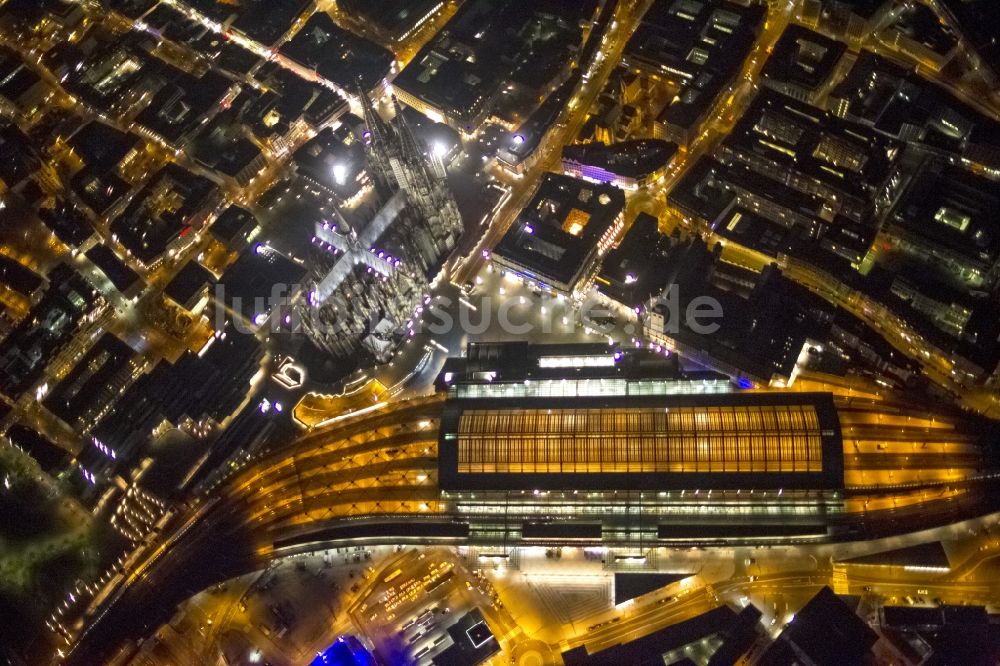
[0,254,42,296]
[66,121,138,172]
[279,13,393,90]
[938,0,1000,76]
[85,244,142,294]
[889,162,1000,266]
[164,260,214,307]
[492,173,624,290]
[723,89,897,204]
[209,205,258,245]
[626,0,763,79]
[759,587,877,666]
[336,0,442,41]
[596,212,674,307]
[393,0,595,127]
[762,24,846,93]
[42,333,135,426]
[563,605,743,665]
[563,140,678,181]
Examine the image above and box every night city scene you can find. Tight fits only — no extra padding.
[1,0,1000,664]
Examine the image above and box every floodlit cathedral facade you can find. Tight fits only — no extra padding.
[300,87,464,361]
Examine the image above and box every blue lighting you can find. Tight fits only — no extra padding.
[738,378,753,389]
[309,636,376,666]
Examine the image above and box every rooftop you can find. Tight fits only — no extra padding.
[440,392,841,491]
[758,587,877,666]
[279,13,394,91]
[38,200,95,248]
[889,162,1000,266]
[109,165,217,266]
[885,2,957,57]
[613,572,689,605]
[626,0,764,84]
[938,0,1000,76]
[336,0,442,42]
[493,173,625,290]
[563,140,678,181]
[563,605,742,665]
[723,88,898,205]
[432,608,500,666]
[85,244,142,294]
[498,72,581,166]
[829,0,886,20]
[191,121,263,180]
[0,254,42,296]
[645,238,820,383]
[831,50,1000,156]
[292,120,367,199]
[5,425,71,474]
[87,325,264,475]
[209,205,258,245]
[217,245,306,322]
[0,265,102,399]
[68,122,138,173]
[595,212,675,308]
[842,541,950,569]
[0,123,39,186]
[438,341,728,392]
[667,156,737,223]
[42,333,136,428]
[133,65,231,145]
[762,24,846,93]
[394,0,595,128]
[72,168,131,217]
[437,343,843,492]
[163,261,214,308]
[0,47,43,102]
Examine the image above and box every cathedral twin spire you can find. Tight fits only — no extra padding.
[356,82,463,245]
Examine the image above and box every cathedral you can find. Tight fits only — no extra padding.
[300,87,464,361]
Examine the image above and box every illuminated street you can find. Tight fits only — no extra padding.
[1,0,999,664]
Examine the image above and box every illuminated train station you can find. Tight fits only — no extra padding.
[210,341,1000,559]
[437,343,846,545]
[245,342,997,555]
[57,343,1000,664]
